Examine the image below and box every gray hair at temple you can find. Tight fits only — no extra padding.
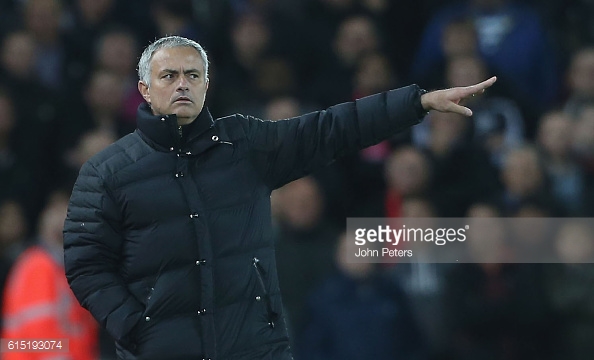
[137,35,209,87]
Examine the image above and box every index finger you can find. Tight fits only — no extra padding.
[463,76,497,97]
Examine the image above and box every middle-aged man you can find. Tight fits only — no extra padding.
[63,35,496,360]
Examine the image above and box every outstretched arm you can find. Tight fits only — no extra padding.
[421,76,497,116]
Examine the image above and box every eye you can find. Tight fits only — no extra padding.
[189,74,199,79]
[162,74,173,79]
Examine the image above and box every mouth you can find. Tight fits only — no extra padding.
[173,97,193,103]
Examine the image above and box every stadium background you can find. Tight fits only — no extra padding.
[1,0,594,359]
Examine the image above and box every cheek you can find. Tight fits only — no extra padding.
[150,88,169,104]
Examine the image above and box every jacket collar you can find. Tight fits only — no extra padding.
[136,102,215,150]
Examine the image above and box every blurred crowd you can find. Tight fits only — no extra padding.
[1,0,594,359]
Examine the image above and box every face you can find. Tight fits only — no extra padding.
[138,46,209,125]
[569,49,594,97]
[335,16,378,66]
[385,147,430,196]
[502,148,543,197]
[99,33,136,75]
[537,112,573,158]
[447,56,485,88]
[1,32,36,78]
[25,0,61,43]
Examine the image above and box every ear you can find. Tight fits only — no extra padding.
[138,81,150,104]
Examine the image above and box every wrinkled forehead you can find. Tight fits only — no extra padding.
[150,46,205,72]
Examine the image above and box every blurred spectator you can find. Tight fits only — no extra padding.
[414,111,500,217]
[303,0,359,63]
[1,191,99,360]
[59,130,116,189]
[554,221,594,264]
[559,0,594,57]
[255,57,296,99]
[264,97,301,121]
[151,0,205,41]
[22,0,68,91]
[441,18,478,59]
[0,88,38,222]
[388,198,451,358]
[303,0,425,83]
[264,96,348,227]
[0,201,29,260]
[547,221,594,360]
[382,146,432,217]
[274,177,339,341]
[536,110,589,215]
[62,0,118,93]
[70,0,116,31]
[94,27,138,85]
[0,199,29,322]
[445,54,525,165]
[466,201,501,218]
[413,17,479,90]
[353,51,397,100]
[411,0,560,124]
[0,28,59,124]
[212,11,272,114]
[563,46,594,119]
[225,54,300,117]
[56,69,134,160]
[297,232,426,360]
[308,15,380,107]
[0,30,59,215]
[500,145,561,215]
[465,204,510,263]
[93,27,143,125]
[353,145,432,218]
[0,28,59,137]
[342,51,404,216]
[443,230,556,360]
[572,106,594,213]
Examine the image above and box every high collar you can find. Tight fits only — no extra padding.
[136,102,215,150]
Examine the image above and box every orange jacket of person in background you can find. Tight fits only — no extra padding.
[1,245,98,360]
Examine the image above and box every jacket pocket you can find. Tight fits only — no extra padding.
[252,257,278,328]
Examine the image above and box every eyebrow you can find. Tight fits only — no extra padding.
[161,69,202,75]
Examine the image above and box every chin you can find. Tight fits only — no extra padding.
[173,108,198,117]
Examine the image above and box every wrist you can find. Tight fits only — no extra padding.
[415,87,429,118]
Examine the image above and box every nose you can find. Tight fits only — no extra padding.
[177,76,189,91]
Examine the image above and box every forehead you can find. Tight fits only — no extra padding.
[150,46,204,72]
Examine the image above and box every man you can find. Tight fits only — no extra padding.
[3,192,98,360]
[63,35,495,359]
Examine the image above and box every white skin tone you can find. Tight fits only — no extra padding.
[138,46,209,125]
[422,76,497,116]
[138,45,494,123]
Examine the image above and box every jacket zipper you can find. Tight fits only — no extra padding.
[252,257,277,328]
[146,285,155,305]
[146,275,158,308]
[166,117,181,150]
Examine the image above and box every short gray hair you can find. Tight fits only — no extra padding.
[137,35,209,87]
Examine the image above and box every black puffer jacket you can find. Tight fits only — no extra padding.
[63,86,424,360]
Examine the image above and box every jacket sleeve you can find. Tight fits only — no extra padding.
[242,85,424,189]
[63,161,143,343]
